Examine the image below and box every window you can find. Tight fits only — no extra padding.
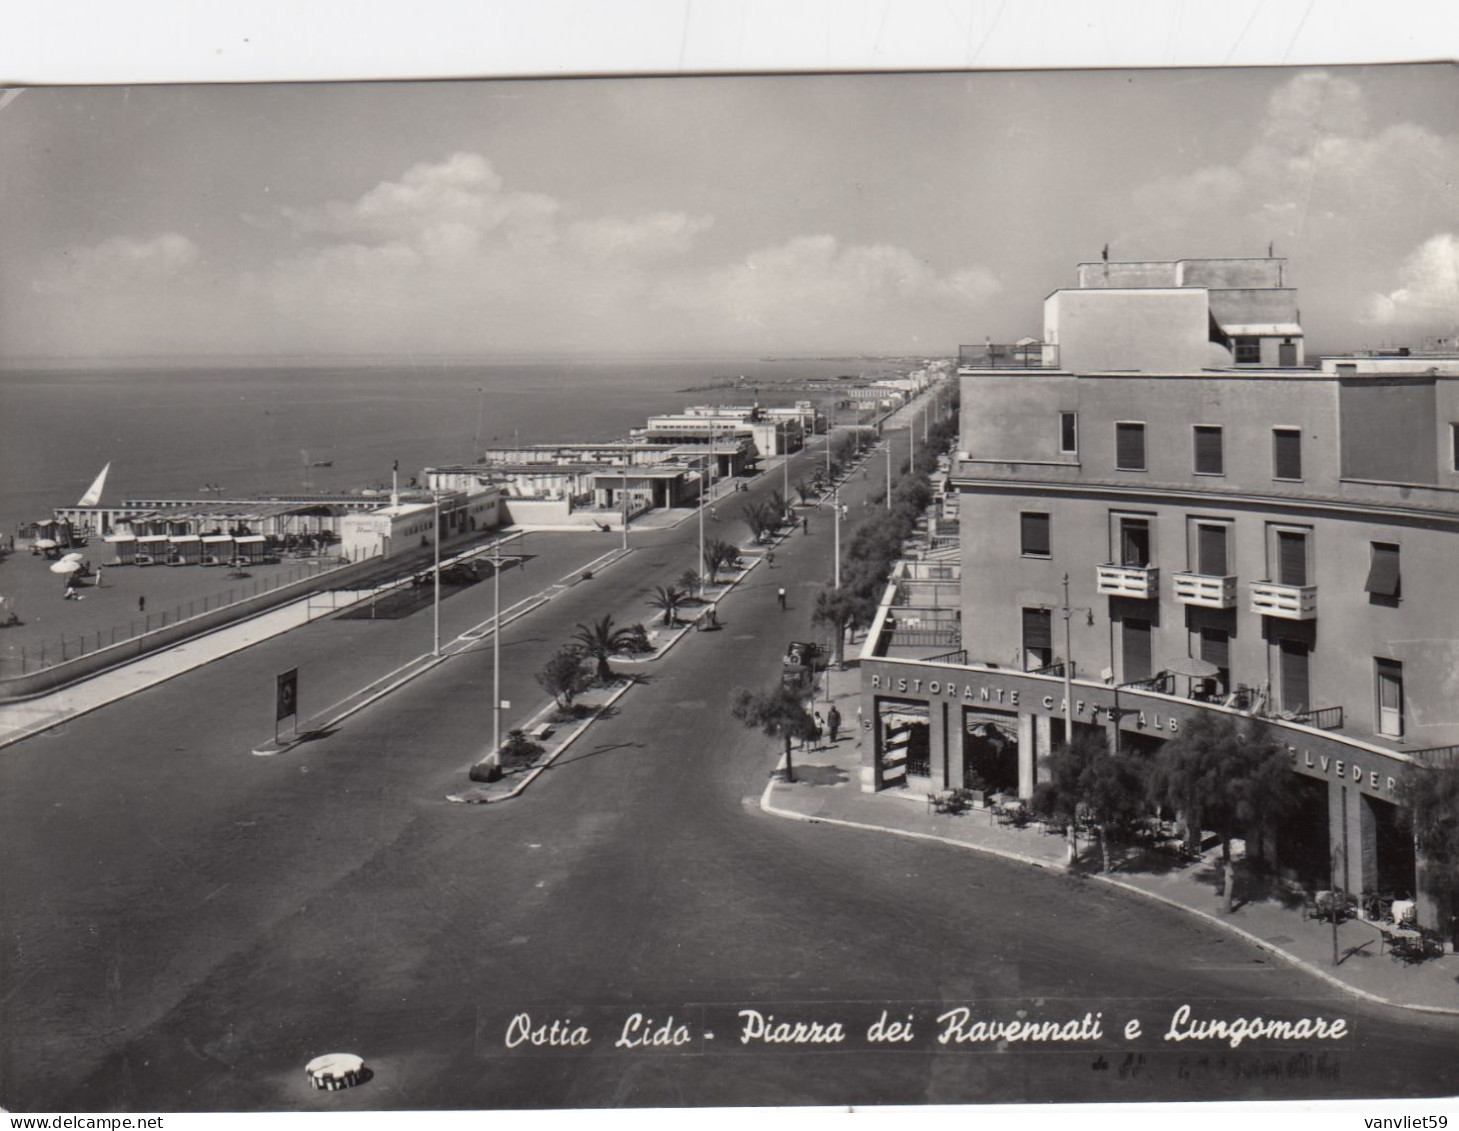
[1115,422,1146,471]
[1279,639,1311,713]
[1273,428,1303,480]
[1059,412,1078,455]
[1365,542,1401,601]
[1020,512,1051,557]
[1376,659,1404,738]
[1122,617,1152,682]
[1022,607,1053,670]
[1234,336,1261,364]
[1118,517,1151,567]
[1199,628,1231,696]
[1193,425,1224,475]
[1275,529,1309,587]
[1452,423,1459,472]
[1195,522,1229,576]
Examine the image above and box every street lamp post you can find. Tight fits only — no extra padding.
[432,493,442,657]
[697,451,708,599]
[885,431,892,509]
[491,531,502,771]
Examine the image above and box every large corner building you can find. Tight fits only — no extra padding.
[860,256,1459,933]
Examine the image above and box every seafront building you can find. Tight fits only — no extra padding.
[859,256,1459,933]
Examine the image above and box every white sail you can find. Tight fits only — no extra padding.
[77,462,111,507]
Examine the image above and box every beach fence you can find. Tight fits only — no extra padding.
[0,550,379,681]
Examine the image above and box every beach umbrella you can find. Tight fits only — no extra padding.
[49,560,81,575]
[34,538,58,550]
[61,551,85,562]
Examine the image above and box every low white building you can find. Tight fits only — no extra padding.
[339,486,501,561]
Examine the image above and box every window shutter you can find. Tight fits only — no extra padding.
[1274,429,1302,479]
[1364,543,1400,597]
[1197,524,1228,576]
[1193,427,1224,474]
[1199,628,1230,670]
[1277,531,1307,586]
[1279,641,1310,713]
[1020,512,1050,556]
[1121,618,1152,681]
[1116,423,1146,470]
[1022,608,1052,650]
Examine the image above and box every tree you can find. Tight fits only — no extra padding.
[645,584,686,627]
[795,479,814,506]
[704,538,740,583]
[741,500,774,543]
[1148,713,1298,911]
[536,645,590,710]
[1397,761,1459,926]
[731,684,818,783]
[811,585,877,669]
[570,614,638,684]
[677,568,702,597]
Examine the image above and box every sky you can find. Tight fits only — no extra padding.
[1,64,1455,361]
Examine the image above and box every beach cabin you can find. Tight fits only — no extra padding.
[167,534,202,565]
[232,533,268,564]
[104,533,137,565]
[134,534,170,566]
[200,534,233,565]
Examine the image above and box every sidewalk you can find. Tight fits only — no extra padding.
[762,660,1459,1016]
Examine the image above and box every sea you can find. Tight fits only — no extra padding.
[0,356,914,531]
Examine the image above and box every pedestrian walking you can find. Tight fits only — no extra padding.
[95,566,104,588]
[827,705,841,743]
[813,711,825,749]
[138,595,146,614]
[777,586,786,610]
[767,550,775,568]
[802,517,809,535]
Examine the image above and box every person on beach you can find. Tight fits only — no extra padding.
[777,586,786,610]
[138,595,146,614]
[827,705,841,744]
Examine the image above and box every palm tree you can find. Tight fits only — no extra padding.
[704,538,739,583]
[645,584,685,627]
[731,684,818,783]
[570,614,638,684]
[741,500,773,543]
[1149,712,1298,911]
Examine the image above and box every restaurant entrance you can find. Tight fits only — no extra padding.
[961,708,1018,793]
[877,699,929,790]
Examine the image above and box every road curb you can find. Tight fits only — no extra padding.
[757,776,1459,1018]
[451,675,638,803]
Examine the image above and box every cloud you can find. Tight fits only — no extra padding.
[33,232,199,294]
[1125,70,1458,344]
[1364,233,1459,327]
[655,235,1001,350]
[567,212,715,261]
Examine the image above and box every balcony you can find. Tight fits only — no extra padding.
[1249,580,1318,620]
[1097,563,1159,599]
[1172,571,1238,609]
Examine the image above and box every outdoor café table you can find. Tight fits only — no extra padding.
[1379,925,1423,958]
[1391,898,1417,926]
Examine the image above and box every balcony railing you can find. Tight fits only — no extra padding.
[957,342,1060,369]
[1029,660,1077,679]
[1249,580,1318,620]
[1288,705,1344,730]
[1172,571,1237,609]
[1412,744,1459,769]
[1097,563,1159,599]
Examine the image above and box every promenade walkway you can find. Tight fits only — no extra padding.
[762,660,1459,1016]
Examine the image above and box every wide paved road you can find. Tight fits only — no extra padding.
[2,421,1457,1112]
